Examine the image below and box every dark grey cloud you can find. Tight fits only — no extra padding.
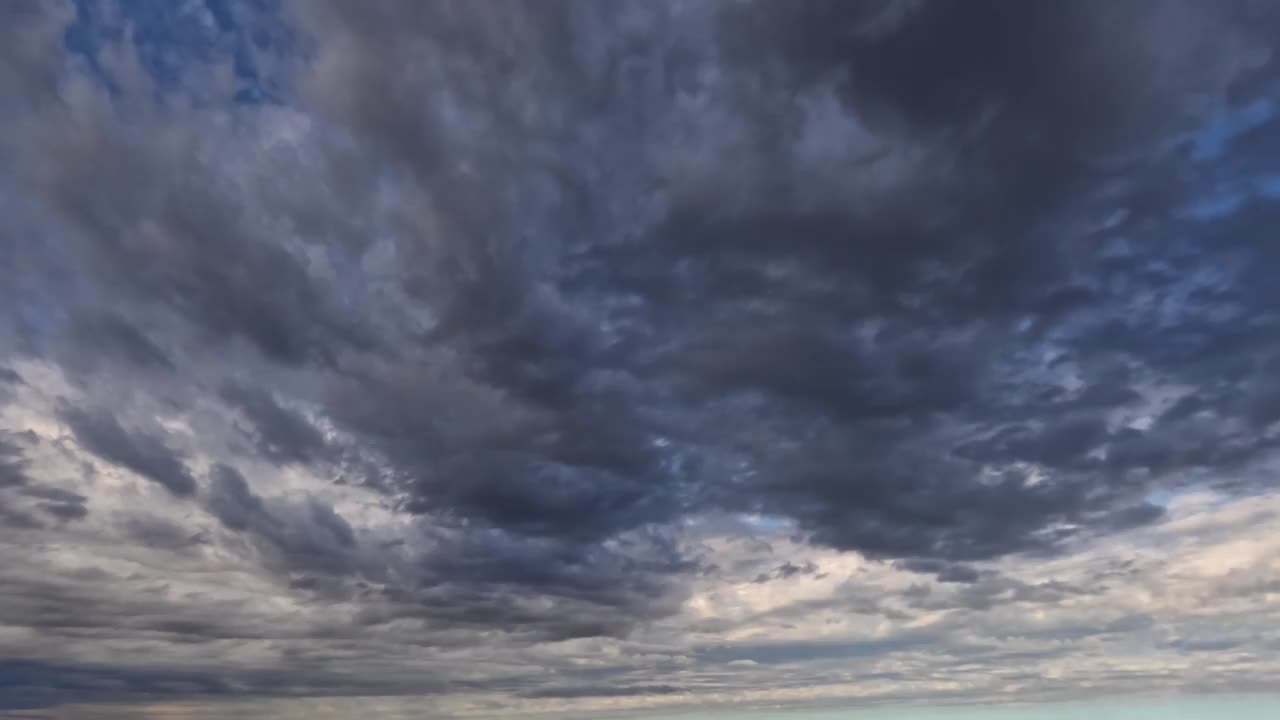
[20,486,86,505]
[3,0,1280,713]
[277,0,1280,569]
[0,657,453,710]
[523,684,684,700]
[220,383,329,466]
[0,506,44,531]
[0,434,54,530]
[18,486,89,523]
[895,559,981,585]
[753,561,822,584]
[0,433,33,489]
[59,407,196,497]
[15,0,1280,613]
[700,632,943,666]
[206,462,265,532]
[407,527,691,641]
[206,462,363,580]
[36,500,88,522]
[0,1,67,110]
[67,311,174,372]
[120,513,208,551]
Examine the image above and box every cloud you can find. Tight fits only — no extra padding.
[895,559,981,584]
[66,311,175,371]
[0,432,34,489]
[753,560,823,584]
[522,684,684,699]
[20,485,89,522]
[219,383,330,466]
[277,0,1280,569]
[59,407,196,497]
[119,513,208,551]
[1,0,1280,715]
[206,462,265,531]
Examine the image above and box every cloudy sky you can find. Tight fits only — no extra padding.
[2,1,1280,717]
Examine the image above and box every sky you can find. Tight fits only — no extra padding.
[1,0,1280,718]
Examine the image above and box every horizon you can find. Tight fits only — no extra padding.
[31,694,1280,719]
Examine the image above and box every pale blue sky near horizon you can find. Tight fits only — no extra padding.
[641,696,1280,720]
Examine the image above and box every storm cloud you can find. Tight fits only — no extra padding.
[2,0,1280,716]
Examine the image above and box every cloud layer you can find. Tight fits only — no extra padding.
[2,1,1280,716]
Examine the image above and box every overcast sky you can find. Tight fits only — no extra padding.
[2,1,1280,718]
